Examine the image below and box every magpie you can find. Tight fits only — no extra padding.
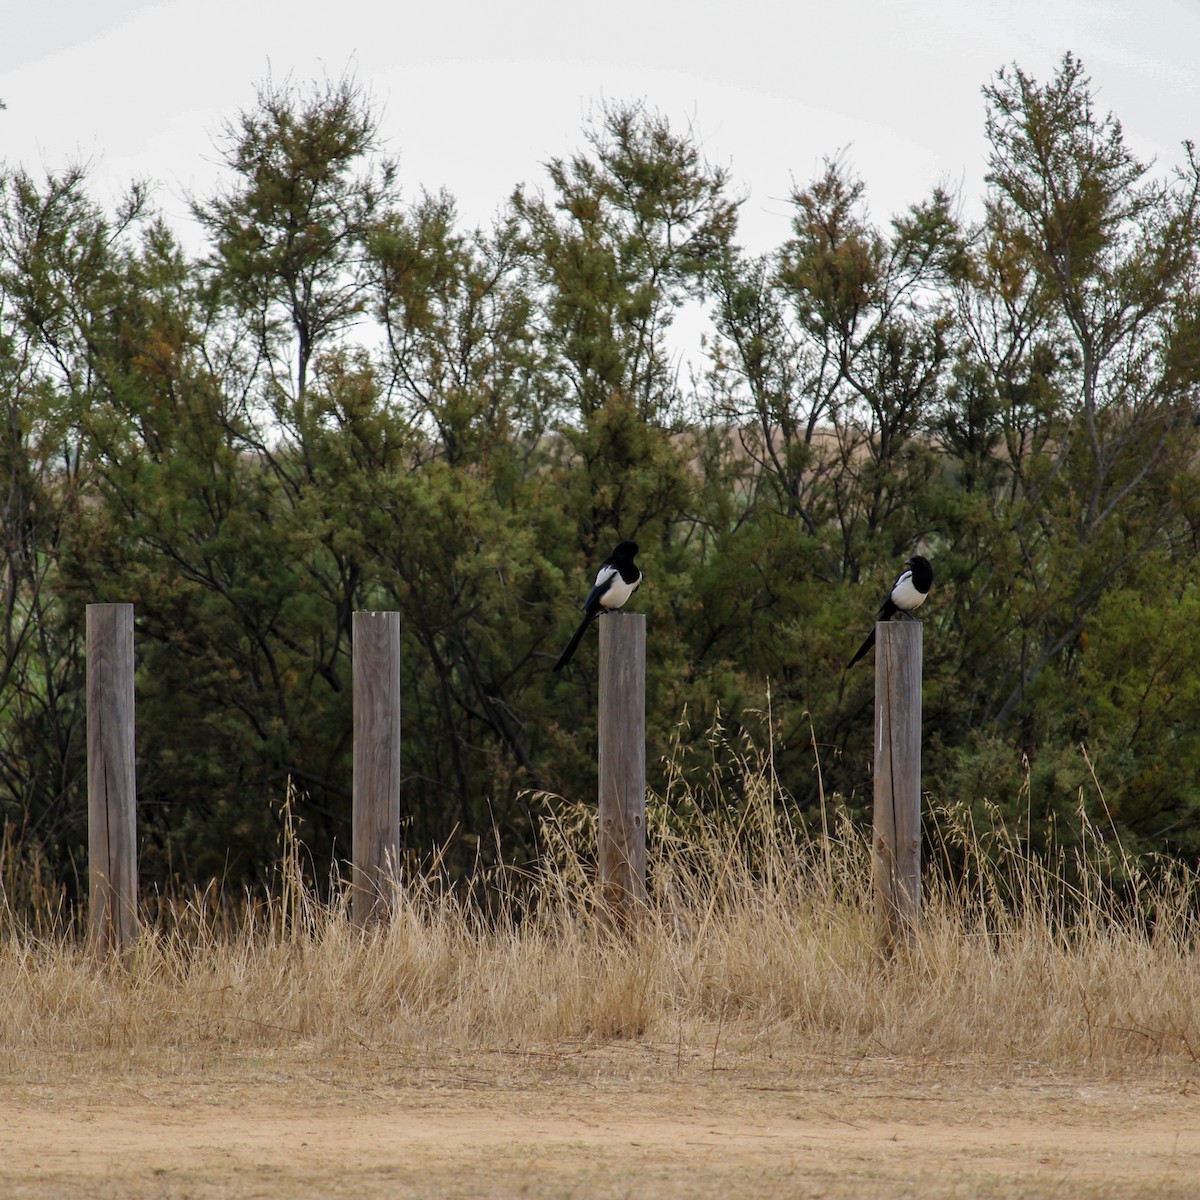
[552,540,642,672]
[846,554,933,668]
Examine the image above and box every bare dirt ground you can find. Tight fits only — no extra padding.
[1,1043,1197,1199]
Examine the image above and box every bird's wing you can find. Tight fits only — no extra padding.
[583,564,618,612]
[598,571,639,610]
[890,568,926,612]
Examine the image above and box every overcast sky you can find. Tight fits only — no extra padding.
[3,0,1200,255]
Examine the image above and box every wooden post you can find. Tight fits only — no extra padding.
[598,613,647,919]
[873,619,922,954]
[86,603,138,955]
[352,611,402,928]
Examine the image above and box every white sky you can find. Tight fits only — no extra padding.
[3,0,1200,256]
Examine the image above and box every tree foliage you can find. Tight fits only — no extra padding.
[3,59,1200,898]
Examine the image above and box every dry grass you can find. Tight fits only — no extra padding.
[1,722,1197,1078]
[4,725,1199,1198]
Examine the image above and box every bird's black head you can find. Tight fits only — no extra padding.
[905,554,933,592]
[611,541,639,561]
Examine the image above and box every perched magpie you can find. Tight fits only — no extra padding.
[552,540,642,672]
[846,554,933,668]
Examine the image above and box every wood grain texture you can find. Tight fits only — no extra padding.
[872,619,922,955]
[86,603,138,955]
[598,614,647,917]
[352,611,402,928]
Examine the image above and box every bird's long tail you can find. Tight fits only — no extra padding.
[846,627,876,669]
[553,612,597,672]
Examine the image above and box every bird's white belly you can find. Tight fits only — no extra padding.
[600,575,639,609]
[892,573,926,612]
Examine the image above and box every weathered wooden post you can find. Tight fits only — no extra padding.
[873,619,922,954]
[86,603,138,955]
[352,611,402,928]
[598,613,647,920]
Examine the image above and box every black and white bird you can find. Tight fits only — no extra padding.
[846,554,933,668]
[552,540,642,672]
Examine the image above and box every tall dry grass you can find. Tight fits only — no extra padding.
[1,719,1197,1073]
